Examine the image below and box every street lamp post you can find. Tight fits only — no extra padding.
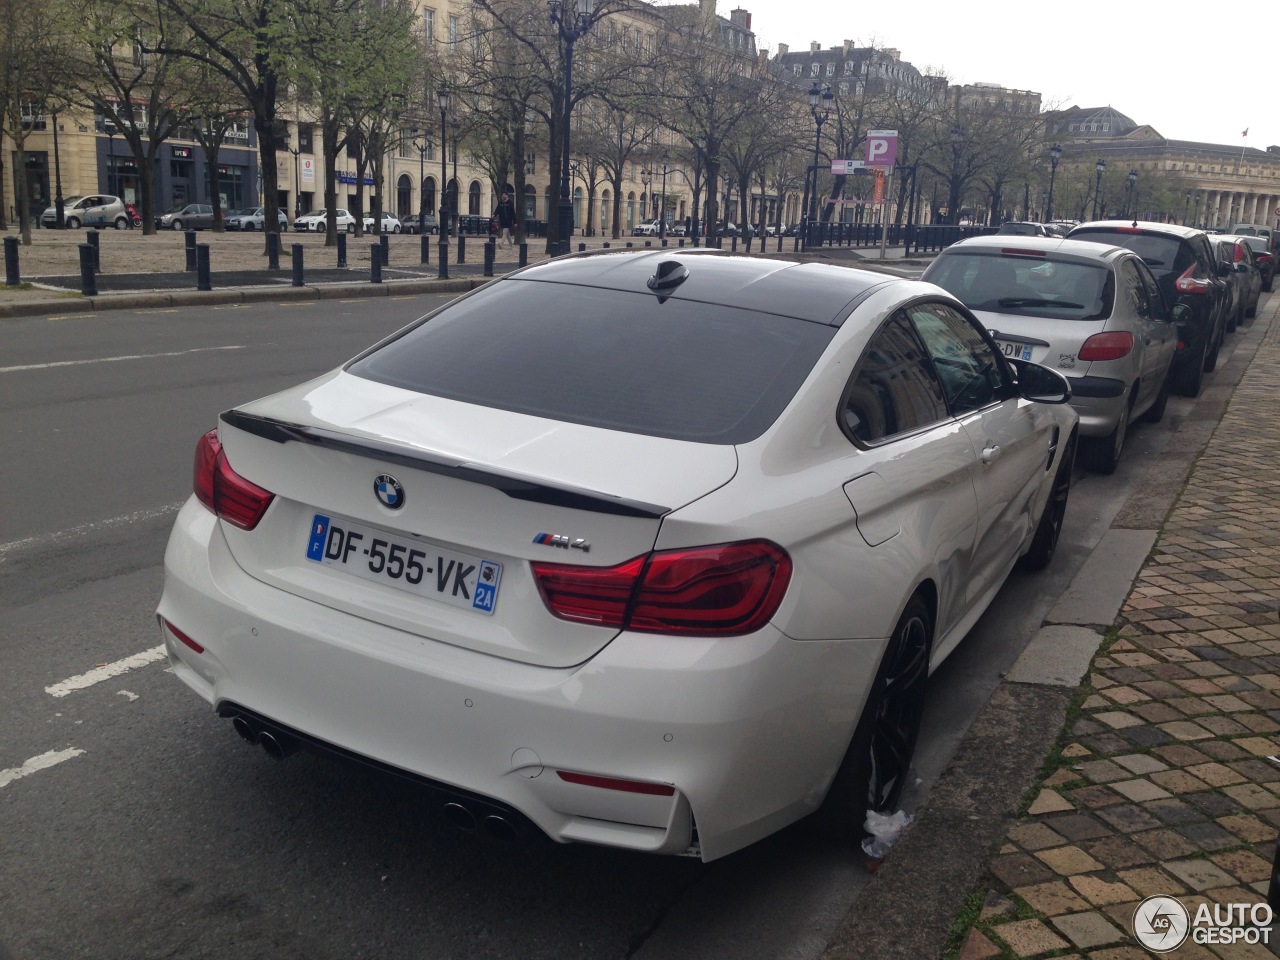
[548,0,594,257]
[1193,192,1201,227]
[284,135,302,218]
[104,121,117,196]
[437,88,450,280]
[1092,158,1106,220]
[1125,169,1137,218]
[659,152,669,242]
[640,168,651,224]
[410,129,429,236]
[801,82,833,250]
[1183,190,1192,226]
[52,110,65,228]
[450,119,459,236]
[1045,143,1061,223]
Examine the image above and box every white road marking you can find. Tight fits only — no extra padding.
[0,748,86,789]
[0,344,245,374]
[45,646,168,698]
[0,501,184,559]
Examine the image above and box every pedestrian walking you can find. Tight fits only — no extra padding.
[495,192,517,246]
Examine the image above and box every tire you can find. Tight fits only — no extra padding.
[1247,296,1257,319]
[172,219,183,231]
[393,224,401,234]
[346,223,355,233]
[113,217,128,230]
[1226,304,1238,333]
[1081,397,1131,475]
[1019,432,1076,571]
[1204,319,1222,372]
[65,216,81,229]
[810,594,932,840]
[1172,342,1205,397]
[1142,376,1169,424]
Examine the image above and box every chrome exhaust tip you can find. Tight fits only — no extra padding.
[258,730,298,760]
[231,716,259,745]
[481,815,519,842]
[442,802,478,831]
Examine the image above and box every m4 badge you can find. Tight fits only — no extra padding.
[533,532,591,552]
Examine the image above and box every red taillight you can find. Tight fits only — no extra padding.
[1175,264,1211,294]
[531,540,792,636]
[161,617,204,654]
[193,429,275,530]
[1258,253,1272,265]
[1078,331,1135,361]
[556,771,676,796]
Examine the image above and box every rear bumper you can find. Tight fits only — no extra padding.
[157,499,881,862]
[1065,376,1128,436]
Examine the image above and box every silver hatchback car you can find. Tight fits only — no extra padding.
[922,236,1178,473]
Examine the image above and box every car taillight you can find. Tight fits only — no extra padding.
[531,540,792,636]
[1078,331,1135,362]
[1258,254,1272,265]
[1175,265,1211,294]
[193,429,275,530]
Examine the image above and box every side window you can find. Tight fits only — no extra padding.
[1120,259,1152,320]
[1136,261,1168,319]
[908,302,1009,416]
[841,317,949,444]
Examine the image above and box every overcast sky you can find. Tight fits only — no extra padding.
[721,0,1277,152]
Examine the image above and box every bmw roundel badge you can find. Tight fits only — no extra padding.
[374,475,404,509]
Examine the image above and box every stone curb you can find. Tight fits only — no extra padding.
[0,277,489,318]
[820,299,1278,960]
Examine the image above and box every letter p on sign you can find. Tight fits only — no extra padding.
[865,130,899,169]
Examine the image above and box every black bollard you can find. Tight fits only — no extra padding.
[337,233,347,269]
[626,242,633,248]
[579,243,587,252]
[370,244,382,283]
[679,239,686,248]
[3,236,19,286]
[291,244,304,287]
[731,236,738,253]
[483,240,495,277]
[78,244,97,296]
[518,242,528,267]
[420,234,430,265]
[644,241,652,248]
[86,231,100,273]
[662,239,668,248]
[603,242,610,249]
[380,234,390,267]
[185,230,197,271]
[196,244,211,291]
[267,231,280,270]
[456,234,465,265]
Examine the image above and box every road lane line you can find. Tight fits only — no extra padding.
[0,344,246,374]
[0,748,86,789]
[45,646,167,698]
[0,501,185,559]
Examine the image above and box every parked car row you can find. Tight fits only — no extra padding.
[922,217,1267,475]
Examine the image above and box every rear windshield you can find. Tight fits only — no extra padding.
[925,252,1113,321]
[1069,229,1183,276]
[346,279,837,444]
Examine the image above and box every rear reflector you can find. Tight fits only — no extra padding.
[1079,331,1134,361]
[532,540,792,636]
[194,429,275,530]
[557,771,676,796]
[162,618,204,654]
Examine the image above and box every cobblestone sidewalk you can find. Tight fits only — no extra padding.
[953,309,1280,959]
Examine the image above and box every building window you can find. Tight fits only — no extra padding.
[423,8,433,42]
[298,125,313,152]
[810,63,819,77]
[448,14,458,45]
[826,62,835,77]
[793,64,801,76]
[839,82,849,95]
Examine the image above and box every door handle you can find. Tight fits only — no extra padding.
[981,444,1001,464]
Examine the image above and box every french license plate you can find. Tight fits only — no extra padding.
[305,514,501,615]
[996,340,1033,361]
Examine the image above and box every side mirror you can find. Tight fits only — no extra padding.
[1236,262,1251,273]
[1171,302,1193,326]
[1006,357,1072,404]
[1218,261,1234,277]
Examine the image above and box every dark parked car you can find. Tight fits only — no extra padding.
[398,212,437,235]
[997,221,1049,237]
[1212,237,1261,330]
[156,203,219,231]
[1067,221,1232,397]
[1229,234,1274,292]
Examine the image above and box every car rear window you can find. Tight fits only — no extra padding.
[925,252,1113,321]
[1068,229,1185,276]
[346,278,837,444]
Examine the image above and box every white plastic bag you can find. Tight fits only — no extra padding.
[861,809,913,859]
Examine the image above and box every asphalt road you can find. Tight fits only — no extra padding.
[0,288,1259,960]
